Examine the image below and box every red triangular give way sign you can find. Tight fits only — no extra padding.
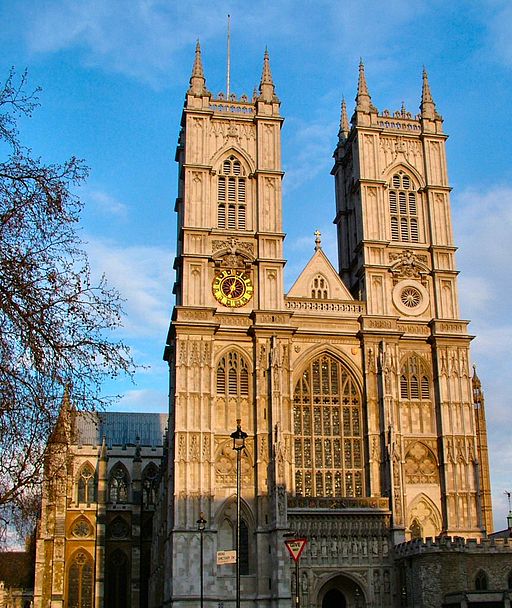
[284,538,307,562]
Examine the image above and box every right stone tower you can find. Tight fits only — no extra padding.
[331,62,493,539]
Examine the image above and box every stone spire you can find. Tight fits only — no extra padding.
[49,384,74,445]
[258,48,279,103]
[355,59,375,113]
[188,39,209,97]
[420,67,437,120]
[339,97,350,140]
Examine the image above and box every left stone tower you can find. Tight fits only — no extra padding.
[160,43,291,607]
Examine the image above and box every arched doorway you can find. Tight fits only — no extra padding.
[323,588,347,608]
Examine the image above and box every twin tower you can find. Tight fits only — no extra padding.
[157,43,492,608]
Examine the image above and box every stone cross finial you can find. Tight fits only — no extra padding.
[314,230,322,250]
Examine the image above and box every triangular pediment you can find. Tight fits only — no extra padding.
[287,248,354,300]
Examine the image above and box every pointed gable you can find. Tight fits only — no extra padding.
[287,248,354,300]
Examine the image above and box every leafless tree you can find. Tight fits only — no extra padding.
[0,69,135,541]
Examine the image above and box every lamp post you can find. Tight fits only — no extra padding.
[231,420,247,608]
[197,512,207,608]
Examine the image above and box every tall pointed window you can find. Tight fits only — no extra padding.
[293,354,364,498]
[77,463,96,504]
[400,355,431,400]
[109,463,129,504]
[67,551,94,608]
[389,171,419,243]
[216,352,250,398]
[217,155,247,230]
[106,549,129,608]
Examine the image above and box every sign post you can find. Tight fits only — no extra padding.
[284,538,307,608]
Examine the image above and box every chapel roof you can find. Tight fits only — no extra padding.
[75,412,167,448]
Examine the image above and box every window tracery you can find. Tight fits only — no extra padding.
[217,155,247,230]
[216,352,250,398]
[77,463,96,504]
[293,354,364,498]
[109,463,129,503]
[67,551,93,608]
[404,443,438,484]
[389,171,419,243]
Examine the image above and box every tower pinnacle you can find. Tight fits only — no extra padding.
[355,59,375,113]
[420,67,437,120]
[258,48,279,103]
[339,97,350,140]
[188,40,209,97]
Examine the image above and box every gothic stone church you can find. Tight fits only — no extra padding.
[32,46,512,608]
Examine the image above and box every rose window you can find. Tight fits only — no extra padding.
[401,286,422,308]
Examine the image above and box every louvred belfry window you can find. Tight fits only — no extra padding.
[217,155,247,230]
[216,352,250,398]
[293,354,364,498]
[389,171,420,243]
[399,354,431,401]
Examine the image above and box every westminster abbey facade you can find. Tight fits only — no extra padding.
[28,45,512,608]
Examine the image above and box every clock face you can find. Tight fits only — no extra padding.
[212,269,253,308]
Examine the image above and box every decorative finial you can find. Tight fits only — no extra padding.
[314,230,322,251]
[188,39,209,97]
[420,66,437,120]
[339,97,350,140]
[258,48,278,103]
[355,59,376,114]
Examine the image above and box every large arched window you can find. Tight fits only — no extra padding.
[389,171,419,243]
[67,550,94,608]
[106,549,129,608]
[109,463,129,504]
[216,352,249,398]
[293,354,364,498]
[217,155,247,230]
[77,463,96,504]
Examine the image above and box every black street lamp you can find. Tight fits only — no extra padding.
[197,512,207,608]
[230,420,247,608]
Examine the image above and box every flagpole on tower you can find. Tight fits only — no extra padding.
[226,14,231,99]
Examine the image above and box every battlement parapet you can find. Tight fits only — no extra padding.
[394,535,512,557]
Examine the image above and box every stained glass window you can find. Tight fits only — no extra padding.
[293,354,364,498]
[77,464,96,504]
[109,464,129,503]
[68,551,93,608]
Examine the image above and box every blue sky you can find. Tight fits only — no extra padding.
[1,0,511,529]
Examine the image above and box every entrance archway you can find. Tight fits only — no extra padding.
[323,588,347,608]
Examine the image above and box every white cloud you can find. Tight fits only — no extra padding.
[85,237,172,340]
[114,388,168,413]
[85,188,128,218]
